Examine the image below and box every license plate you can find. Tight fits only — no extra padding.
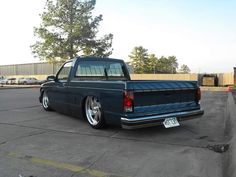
[163,117,180,128]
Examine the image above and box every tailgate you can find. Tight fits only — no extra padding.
[126,80,200,116]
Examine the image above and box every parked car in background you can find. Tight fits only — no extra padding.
[20,77,40,85]
[0,76,4,83]
[37,79,47,85]
[15,77,25,85]
[0,78,8,85]
[6,78,16,85]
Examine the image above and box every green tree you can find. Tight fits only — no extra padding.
[167,56,178,73]
[129,46,148,74]
[31,0,113,62]
[178,64,191,73]
[145,54,158,73]
[156,56,178,73]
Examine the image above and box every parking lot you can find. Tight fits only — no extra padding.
[0,88,230,177]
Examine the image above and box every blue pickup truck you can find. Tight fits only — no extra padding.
[39,57,204,129]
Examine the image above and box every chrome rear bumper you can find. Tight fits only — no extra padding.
[121,109,204,129]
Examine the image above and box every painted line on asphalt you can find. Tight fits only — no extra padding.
[7,151,128,177]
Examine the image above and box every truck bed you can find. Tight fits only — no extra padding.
[121,80,203,128]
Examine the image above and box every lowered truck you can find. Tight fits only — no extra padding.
[39,57,204,129]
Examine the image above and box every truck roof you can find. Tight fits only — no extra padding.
[75,56,124,63]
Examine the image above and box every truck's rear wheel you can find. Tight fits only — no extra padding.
[85,96,106,129]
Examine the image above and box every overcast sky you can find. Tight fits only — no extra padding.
[0,0,235,73]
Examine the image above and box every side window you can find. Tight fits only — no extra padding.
[57,62,72,82]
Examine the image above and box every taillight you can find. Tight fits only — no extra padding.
[123,91,134,112]
[197,87,201,102]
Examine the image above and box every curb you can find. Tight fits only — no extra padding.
[227,92,236,177]
[200,86,229,92]
[0,85,40,90]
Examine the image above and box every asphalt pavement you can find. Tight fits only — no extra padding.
[0,88,231,177]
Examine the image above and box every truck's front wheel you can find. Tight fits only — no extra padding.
[85,96,106,129]
[42,92,52,111]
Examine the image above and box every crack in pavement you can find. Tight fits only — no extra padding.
[71,150,109,177]
[0,105,41,112]
[0,122,220,151]
[207,144,230,153]
[0,141,7,146]
[6,114,61,124]
[182,126,199,135]
[0,130,48,147]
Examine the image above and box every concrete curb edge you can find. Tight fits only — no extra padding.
[0,85,40,90]
[227,92,236,177]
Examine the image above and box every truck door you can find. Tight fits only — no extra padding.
[50,61,73,113]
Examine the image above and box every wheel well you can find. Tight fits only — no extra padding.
[39,89,44,103]
[81,96,88,120]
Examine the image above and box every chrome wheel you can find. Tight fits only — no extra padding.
[85,96,102,126]
[42,92,50,110]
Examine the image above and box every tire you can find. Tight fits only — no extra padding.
[42,92,52,111]
[85,96,106,129]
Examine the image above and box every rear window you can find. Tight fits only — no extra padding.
[75,60,125,78]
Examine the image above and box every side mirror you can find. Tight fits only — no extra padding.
[47,75,56,81]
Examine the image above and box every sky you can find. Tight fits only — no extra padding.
[0,0,235,73]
